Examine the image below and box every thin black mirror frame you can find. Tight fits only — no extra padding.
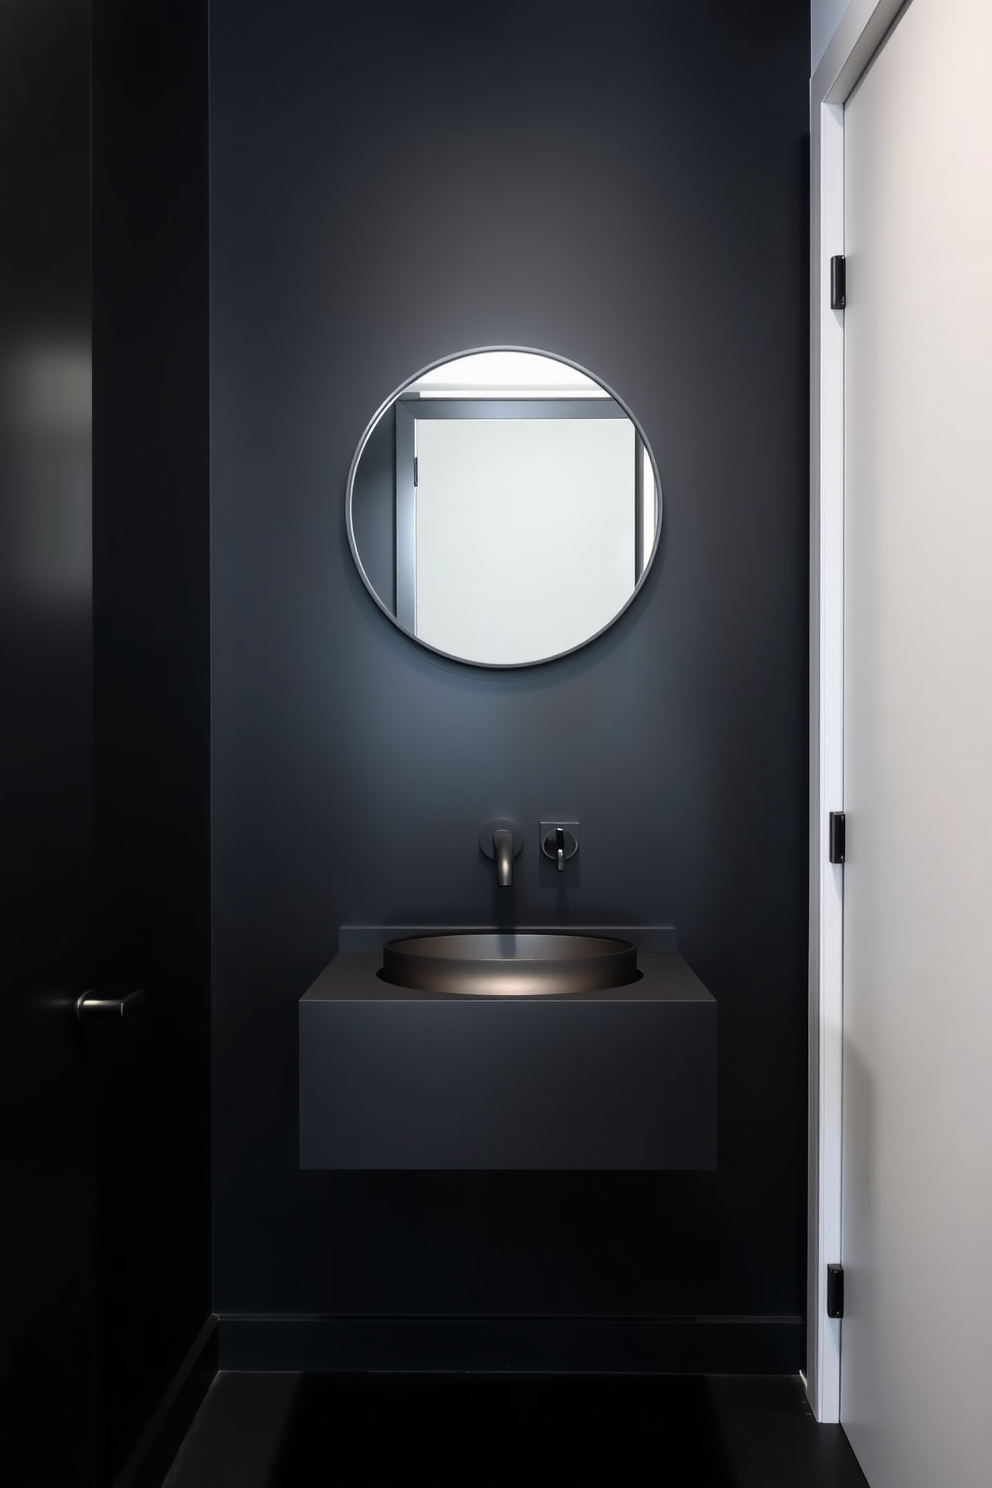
[344,345,664,669]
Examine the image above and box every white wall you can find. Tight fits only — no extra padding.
[812,0,852,71]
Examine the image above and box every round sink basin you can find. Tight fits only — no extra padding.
[380,932,638,996]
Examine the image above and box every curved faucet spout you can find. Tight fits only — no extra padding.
[493,829,514,887]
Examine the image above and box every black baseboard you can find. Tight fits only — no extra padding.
[114,1314,218,1488]
[218,1314,803,1375]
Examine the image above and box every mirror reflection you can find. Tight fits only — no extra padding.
[347,349,661,667]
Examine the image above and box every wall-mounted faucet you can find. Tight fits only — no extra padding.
[493,829,514,886]
[479,820,523,887]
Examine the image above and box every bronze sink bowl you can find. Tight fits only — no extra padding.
[380,932,638,997]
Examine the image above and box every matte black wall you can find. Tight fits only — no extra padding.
[211,0,809,1358]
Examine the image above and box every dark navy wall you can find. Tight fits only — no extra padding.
[211,0,809,1352]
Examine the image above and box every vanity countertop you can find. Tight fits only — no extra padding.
[301,949,713,1005]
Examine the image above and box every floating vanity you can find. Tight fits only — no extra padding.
[299,927,716,1171]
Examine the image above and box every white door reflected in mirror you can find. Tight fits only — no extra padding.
[346,348,661,668]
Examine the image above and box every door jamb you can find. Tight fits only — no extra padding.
[807,0,914,1425]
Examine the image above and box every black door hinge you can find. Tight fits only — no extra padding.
[829,811,846,865]
[827,1263,845,1319]
[830,255,847,310]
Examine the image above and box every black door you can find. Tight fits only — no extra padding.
[0,4,212,1484]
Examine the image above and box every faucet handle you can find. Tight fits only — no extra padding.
[541,822,579,869]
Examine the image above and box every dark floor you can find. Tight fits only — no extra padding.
[164,1373,869,1487]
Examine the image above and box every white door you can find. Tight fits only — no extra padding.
[414,416,636,664]
[841,1,992,1484]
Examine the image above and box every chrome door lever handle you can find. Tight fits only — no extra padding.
[76,988,146,1021]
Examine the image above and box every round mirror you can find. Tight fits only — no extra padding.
[346,348,662,667]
